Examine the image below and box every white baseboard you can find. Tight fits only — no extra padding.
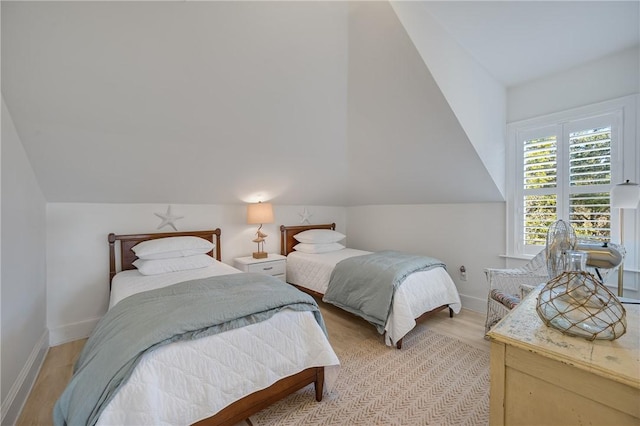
[1,330,49,426]
[459,293,487,314]
[49,317,100,346]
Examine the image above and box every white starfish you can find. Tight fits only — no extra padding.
[155,205,184,231]
[299,207,312,224]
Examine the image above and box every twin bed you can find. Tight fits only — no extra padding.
[55,229,339,426]
[280,223,462,349]
[55,223,462,425]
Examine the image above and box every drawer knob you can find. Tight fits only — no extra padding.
[263,266,273,271]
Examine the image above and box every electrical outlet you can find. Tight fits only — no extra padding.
[459,265,467,281]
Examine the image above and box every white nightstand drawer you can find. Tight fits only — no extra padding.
[246,261,285,276]
[233,254,287,282]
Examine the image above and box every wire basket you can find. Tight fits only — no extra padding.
[536,271,627,341]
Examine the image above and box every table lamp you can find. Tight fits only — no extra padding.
[247,201,274,259]
[610,179,640,296]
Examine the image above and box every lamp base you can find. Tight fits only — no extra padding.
[252,251,268,259]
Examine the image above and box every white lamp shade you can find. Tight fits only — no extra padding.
[611,180,640,209]
[247,202,274,224]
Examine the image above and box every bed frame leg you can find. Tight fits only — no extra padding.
[314,367,324,401]
[393,304,453,350]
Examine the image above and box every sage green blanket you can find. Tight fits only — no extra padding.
[323,250,445,333]
[53,273,325,426]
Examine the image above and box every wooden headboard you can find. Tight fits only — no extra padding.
[108,229,222,286]
[280,223,336,256]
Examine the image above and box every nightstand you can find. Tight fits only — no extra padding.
[233,254,287,282]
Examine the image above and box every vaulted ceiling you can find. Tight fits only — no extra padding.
[2,1,638,206]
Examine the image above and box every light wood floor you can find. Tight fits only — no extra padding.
[17,301,488,425]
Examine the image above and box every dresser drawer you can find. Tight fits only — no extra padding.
[246,260,285,276]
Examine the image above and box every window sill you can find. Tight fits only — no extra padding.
[499,254,534,261]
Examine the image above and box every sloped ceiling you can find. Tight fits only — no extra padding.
[7,1,601,206]
[347,2,502,205]
[418,1,640,88]
[2,2,350,205]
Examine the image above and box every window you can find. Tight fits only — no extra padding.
[521,120,614,248]
[507,97,636,257]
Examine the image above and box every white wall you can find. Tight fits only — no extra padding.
[2,1,350,206]
[344,2,506,314]
[508,48,640,298]
[46,203,346,345]
[508,46,640,122]
[346,1,502,205]
[391,1,507,199]
[346,203,505,313]
[1,97,48,425]
[46,202,505,346]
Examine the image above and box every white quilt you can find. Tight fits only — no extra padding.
[287,249,462,346]
[100,264,340,425]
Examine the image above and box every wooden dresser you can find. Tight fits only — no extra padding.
[487,286,639,425]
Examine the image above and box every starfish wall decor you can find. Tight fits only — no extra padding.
[155,205,184,231]
[299,207,312,224]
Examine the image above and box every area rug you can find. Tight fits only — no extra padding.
[251,325,489,425]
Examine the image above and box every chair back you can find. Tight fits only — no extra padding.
[522,249,549,276]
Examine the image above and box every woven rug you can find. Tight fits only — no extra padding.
[251,324,489,425]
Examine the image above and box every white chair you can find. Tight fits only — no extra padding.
[484,242,625,334]
[484,250,548,333]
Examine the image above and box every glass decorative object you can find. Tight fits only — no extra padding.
[564,250,587,272]
[536,270,627,341]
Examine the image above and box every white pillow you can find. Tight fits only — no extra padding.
[293,229,345,244]
[132,236,214,260]
[132,254,215,275]
[293,242,345,254]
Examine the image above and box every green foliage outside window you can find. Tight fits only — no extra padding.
[523,127,611,246]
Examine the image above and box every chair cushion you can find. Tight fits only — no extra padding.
[490,289,521,310]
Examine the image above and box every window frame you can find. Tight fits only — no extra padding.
[506,95,638,259]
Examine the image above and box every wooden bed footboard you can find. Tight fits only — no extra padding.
[193,367,324,426]
[293,277,453,350]
[394,304,453,349]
